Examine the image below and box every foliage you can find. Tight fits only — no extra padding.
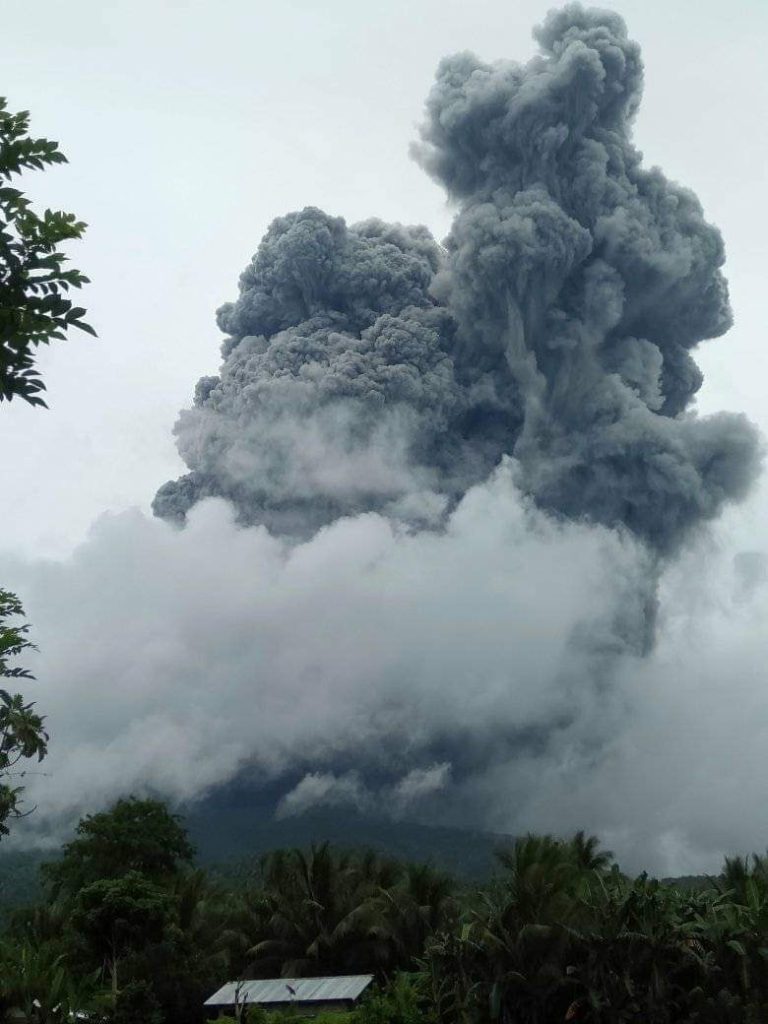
[422,833,768,1023]
[238,843,454,979]
[0,588,48,837]
[0,96,95,407]
[0,936,96,1024]
[0,96,94,842]
[71,871,172,995]
[9,805,768,1024]
[124,870,228,1024]
[111,979,164,1024]
[45,796,195,895]
[353,974,432,1024]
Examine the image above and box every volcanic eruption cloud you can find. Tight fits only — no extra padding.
[7,5,767,872]
[154,5,758,555]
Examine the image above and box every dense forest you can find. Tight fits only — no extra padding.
[2,796,768,1024]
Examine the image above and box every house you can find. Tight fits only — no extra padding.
[204,975,375,1017]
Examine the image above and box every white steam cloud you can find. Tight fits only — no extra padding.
[4,466,768,873]
[1,5,765,875]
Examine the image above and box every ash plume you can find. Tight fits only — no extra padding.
[2,5,764,875]
[152,213,460,537]
[154,3,759,555]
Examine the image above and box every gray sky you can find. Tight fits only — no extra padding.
[2,1,768,875]
[1,0,767,557]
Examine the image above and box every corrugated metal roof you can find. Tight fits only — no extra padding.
[205,976,374,1007]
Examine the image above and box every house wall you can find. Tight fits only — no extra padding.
[214,999,354,1018]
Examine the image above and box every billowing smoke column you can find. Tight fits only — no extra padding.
[5,5,767,873]
[155,7,760,555]
[154,215,462,537]
[415,5,761,553]
[154,4,759,555]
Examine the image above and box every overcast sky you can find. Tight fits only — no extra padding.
[1,0,767,558]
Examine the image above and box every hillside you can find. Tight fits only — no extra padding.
[0,800,715,918]
[0,803,513,917]
[184,804,511,880]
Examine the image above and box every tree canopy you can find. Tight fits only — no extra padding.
[71,871,172,996]
[45,797,195,896]
[0,96,95,406]
[7,800,768,1024]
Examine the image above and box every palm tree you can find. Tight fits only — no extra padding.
[568,832,614,875]
[719,852,768,906]
[218,885,272,979]
[366,861,458,971]
[437,835,587,1024]
[492,834,579,926]
[139,869,229,1024]
[247,843,395,977]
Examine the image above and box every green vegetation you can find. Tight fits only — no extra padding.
[4,799,768,1023]
[0,96,95,407]
[0,589,48,836]
[44,796,194,895]
[0,95,93,840]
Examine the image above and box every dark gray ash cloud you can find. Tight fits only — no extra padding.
[154,3,759,554]
[152,211,464,537]
[3,5,764,876]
